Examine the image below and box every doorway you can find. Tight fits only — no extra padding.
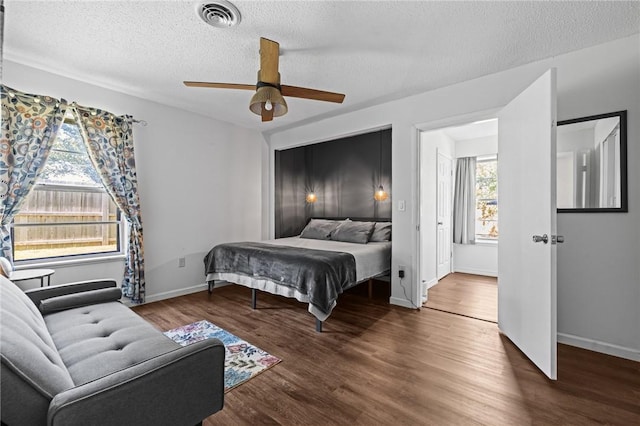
[419,118,499,323]
[425,272,497,322]
[416,70,558,379]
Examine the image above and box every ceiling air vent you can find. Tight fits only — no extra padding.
[197,1,241,28]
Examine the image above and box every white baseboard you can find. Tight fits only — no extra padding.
[390,296,418,309]
[453,267,498,277]
[558,332,640,362]
[144,283,208,304]
[421,278,438,303]
[425,278,439,289]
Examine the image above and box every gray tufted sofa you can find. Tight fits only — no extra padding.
[0,276,225,425]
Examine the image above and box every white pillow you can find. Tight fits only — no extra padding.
[0,257,14,278]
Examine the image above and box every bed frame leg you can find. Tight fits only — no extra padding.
[251,288,257,309]
[316,319,323,332]
[368,278,373,299]
[207,281,214,294]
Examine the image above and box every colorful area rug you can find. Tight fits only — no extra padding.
[164,320,281,392]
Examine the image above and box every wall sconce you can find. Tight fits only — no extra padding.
[306,191,317,203]
[306,146,317,204]
[374,130,389,202]
[374,185,388,201]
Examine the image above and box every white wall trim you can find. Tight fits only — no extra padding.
[422,278,439,304]
[390,296,419,309]
[144,280,236,304]
[147,282,423,311]
[453,267,498,277]
[426,277,439,289]
[558,332,640,362]
[144,283,208,304]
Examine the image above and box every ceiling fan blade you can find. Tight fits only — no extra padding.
[259,37,280,84]
[281,85,345,103]
[261,106,274,122]
[183,81,255,90]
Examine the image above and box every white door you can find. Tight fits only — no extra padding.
[436,151,452,279]
[498,69,558,379]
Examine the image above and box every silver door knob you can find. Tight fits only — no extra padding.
[532,234,548,244]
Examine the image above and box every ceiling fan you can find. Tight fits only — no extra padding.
[184,37,345,122]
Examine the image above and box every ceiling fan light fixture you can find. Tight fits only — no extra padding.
[249,85,288,117]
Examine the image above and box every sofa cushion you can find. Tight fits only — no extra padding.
[1,276,74,424]
[44,301,181,385]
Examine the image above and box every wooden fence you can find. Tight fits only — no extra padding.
[13,187,118,253]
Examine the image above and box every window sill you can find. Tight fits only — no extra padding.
[14,253,126,270]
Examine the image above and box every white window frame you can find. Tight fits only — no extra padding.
[475,154,498,242]
[11,120,126,267]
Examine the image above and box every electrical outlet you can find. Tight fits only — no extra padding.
[178,257,186,268]
[398,265,405,278]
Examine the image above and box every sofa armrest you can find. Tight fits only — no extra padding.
[48,339,225,426]
[25,279,118,307]
[39,287,123,313]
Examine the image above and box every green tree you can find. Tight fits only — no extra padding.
[39,123,101,186]
[476,160,498,238]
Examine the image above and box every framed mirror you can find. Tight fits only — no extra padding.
[557,110,627,213]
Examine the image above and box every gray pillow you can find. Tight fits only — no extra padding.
[331,220,375,244]
[370,222,392,242]
[300,219,342,240]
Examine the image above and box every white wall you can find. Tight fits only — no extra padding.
[453,244,498,277]
[557,152,575,209]
[455,135,497,158]
[4,60,265,301]
[594,117,619,148]
[267,35,640,360]
[558,127,594,152]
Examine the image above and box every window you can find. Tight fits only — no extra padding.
[475,156,498,240]
[12,115,123,261]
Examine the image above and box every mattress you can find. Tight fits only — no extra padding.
[263,237,391,282]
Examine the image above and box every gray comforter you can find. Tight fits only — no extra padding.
[204,242,356,317]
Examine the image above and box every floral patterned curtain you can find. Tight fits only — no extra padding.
[0,85,68,261]
[74,104,145,303]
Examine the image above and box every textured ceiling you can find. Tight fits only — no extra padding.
[4,1,639,133]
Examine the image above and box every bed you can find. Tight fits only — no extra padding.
[204,218,391,331]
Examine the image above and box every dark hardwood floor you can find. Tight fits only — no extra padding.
[424,273,498,322]
[133,284,640,425]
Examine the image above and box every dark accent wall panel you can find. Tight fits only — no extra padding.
[275,128,392,238]
[274,147,307,238]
